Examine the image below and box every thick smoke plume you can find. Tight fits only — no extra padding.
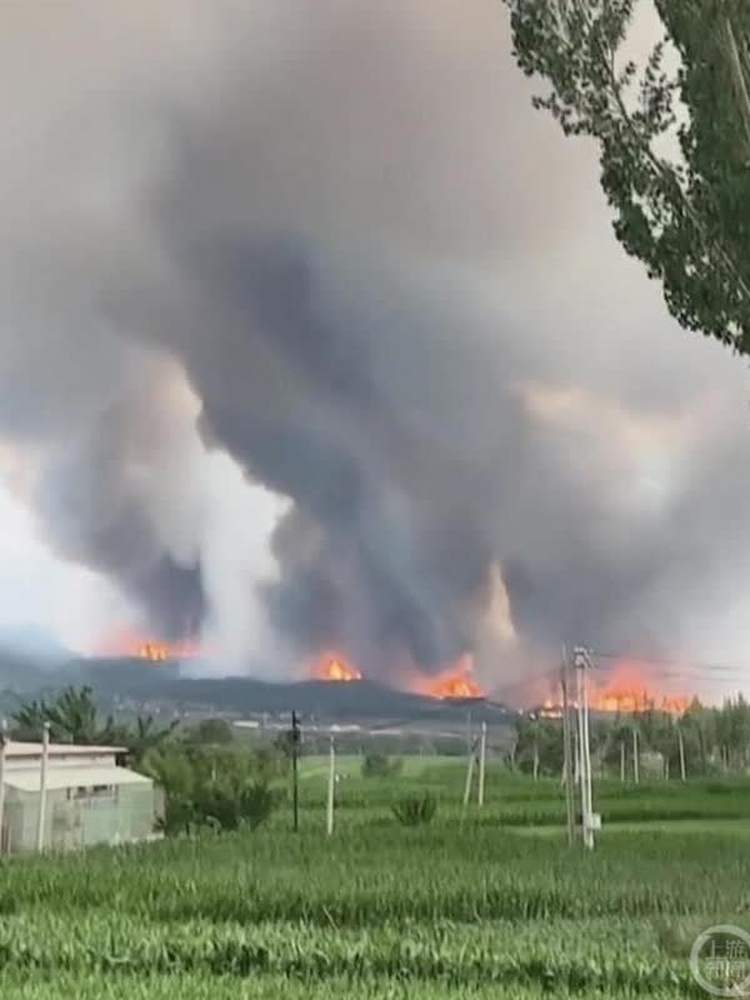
[1,2,750,686]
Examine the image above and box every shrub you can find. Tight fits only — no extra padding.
[190,718,234,745]
[392,793,437,826]
[239,781,279,830]
[362,754,403,779]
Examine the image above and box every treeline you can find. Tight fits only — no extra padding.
[514,696,750,779]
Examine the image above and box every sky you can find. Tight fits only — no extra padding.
[0,1,748,700]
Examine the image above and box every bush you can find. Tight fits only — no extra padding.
[239,781,279,830]
[192,779,278,832]
[362,753,403,778]
[392,792,437,826]
[190,718,234,745]
[143,743,280,834]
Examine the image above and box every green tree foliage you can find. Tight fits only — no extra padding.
[514,716,563,776]
[141,743,281,835]
[127,715,181,765]
[12,687,178,762]
[515,695,750,778]
[188,718,234,746]
[502,0,750,349]
[12,686,119,745]
[141,745,198,834]
[361,753,404,778]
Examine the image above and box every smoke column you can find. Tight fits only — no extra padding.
[0,2,749,685]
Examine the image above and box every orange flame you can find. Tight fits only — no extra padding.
[590,687,691,716]
[413,654,486,700]
[312,653,363,683]
[530,658,695,716]
[95,630,200,663]
[589,660,691,716]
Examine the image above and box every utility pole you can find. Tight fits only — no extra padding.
[326,733,335,836]
[462,738,477,812]
[477,722,487,807]
[620,740,625,783]
[632,727,640,785]
[575,647,595,849]
[0,720,6,855]
[560,650,575,847]
[678,726,687,782]
[36,722,50,852]
[291,711,300,833]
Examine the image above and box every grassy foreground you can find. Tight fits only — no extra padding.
[2,760,749,998]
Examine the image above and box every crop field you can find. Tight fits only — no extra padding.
[2,759,750,998]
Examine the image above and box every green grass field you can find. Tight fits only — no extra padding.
[2,757,749,998]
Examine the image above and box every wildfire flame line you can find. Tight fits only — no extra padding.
[312,654,363,683]
[539,659,695,716]
[412,654,486,700]
[95,631,200,663]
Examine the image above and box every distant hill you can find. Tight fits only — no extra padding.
[0,625,71,666]
[16,656,511,724]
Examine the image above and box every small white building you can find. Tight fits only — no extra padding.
[1,741,161,854]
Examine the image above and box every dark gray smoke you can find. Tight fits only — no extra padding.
[145,236,518,668]
[1,1,749,684]
[29,374,205,640]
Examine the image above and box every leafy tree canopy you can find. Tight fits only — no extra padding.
[502,0,750,349]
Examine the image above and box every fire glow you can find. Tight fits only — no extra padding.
[589,660,692,716]
[412,654,486,701]
[312,654,363,683]
[537,659,694,717]
[96,631,200,663]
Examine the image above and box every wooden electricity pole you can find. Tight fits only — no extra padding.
[291,711,300,833]
[678,726,687,782]
[620,740,625,783]
[462,738,477,812]
[326,734,335,836]
[575,648,595,849]
[477,722,487,807]
[632,728,640,785]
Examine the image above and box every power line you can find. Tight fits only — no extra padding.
[590,649,750,675]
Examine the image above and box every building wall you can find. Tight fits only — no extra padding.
[3,781,159,854]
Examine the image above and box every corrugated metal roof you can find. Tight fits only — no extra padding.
[4,742,126,758]
[5,766,152,792]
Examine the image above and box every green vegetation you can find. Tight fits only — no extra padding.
[8,687,750,995]
[140,743,284,835]
[361,753,403,778]
[517,696,750,778]
[0,755,748,998]
[391,791,437,826]
[503,0,750,350]
[11,686,122,746]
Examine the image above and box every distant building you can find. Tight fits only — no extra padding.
[1,741,161,854]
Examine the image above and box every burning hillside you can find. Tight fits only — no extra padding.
[411,654,486,701]
[95,631,200,664]
[311,653,363,683]
[307,649,488,699]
